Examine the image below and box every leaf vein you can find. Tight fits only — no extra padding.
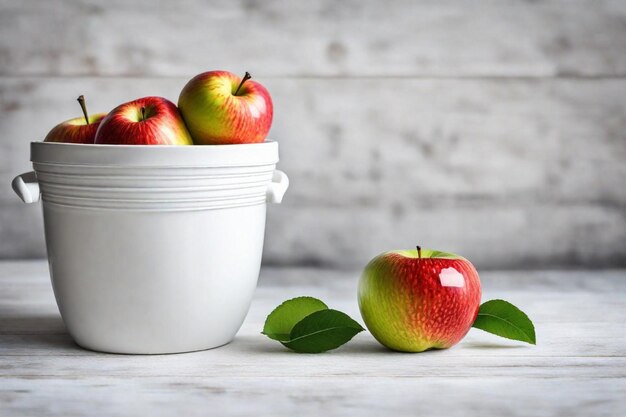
[476,312,534,342]
[288,326,361,343]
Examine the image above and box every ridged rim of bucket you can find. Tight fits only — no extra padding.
[31,140,279,167]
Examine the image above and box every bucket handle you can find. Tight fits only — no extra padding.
[266,170,289,204]
[12,171,40,204]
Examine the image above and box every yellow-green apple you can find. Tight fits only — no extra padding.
[178,71,273,144]
[358,246,481,352]
[44,95,106,144]
[95,96,193,145]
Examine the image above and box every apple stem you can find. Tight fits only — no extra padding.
[141,106,146,122]
[416,246,422,259]
[77,95,89,125]
[234,71,252,96]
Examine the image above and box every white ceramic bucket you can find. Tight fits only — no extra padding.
[12,141,288,354]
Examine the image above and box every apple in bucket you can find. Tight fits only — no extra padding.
[95,96,193,145]
[178,71,273,144]
[44,95,107,144]
[358,246,481,352]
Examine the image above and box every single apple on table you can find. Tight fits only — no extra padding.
[44,95,107,144]
[95,96,193,145]
[178,71,273,145]
[358,246,481,352]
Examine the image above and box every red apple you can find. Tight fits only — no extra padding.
[95,96,193,145]
[44,95,106,144]
[178,71,273,145]
[358,246,481,352]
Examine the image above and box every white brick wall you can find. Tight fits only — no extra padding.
[1,0,625,269]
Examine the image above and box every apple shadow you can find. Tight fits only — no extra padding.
[462,341,528,350]
[334,338,398,354]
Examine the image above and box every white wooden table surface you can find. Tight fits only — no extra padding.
[0,261,624,416]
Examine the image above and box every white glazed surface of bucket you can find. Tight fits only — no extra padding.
[25,141,285,354]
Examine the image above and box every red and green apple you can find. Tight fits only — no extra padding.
[44,95,106,144]
[94,96,193,145]
[358,246,481,352]
[178,71,273,145]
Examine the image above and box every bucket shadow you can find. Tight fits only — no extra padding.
[0,313,81,353]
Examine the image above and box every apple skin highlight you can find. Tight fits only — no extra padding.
[358,249,481,352]
[178,71,273,145]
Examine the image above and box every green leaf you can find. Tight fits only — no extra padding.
[472,299,536,345]
[282,309,365,353]
[262,296,328,341]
